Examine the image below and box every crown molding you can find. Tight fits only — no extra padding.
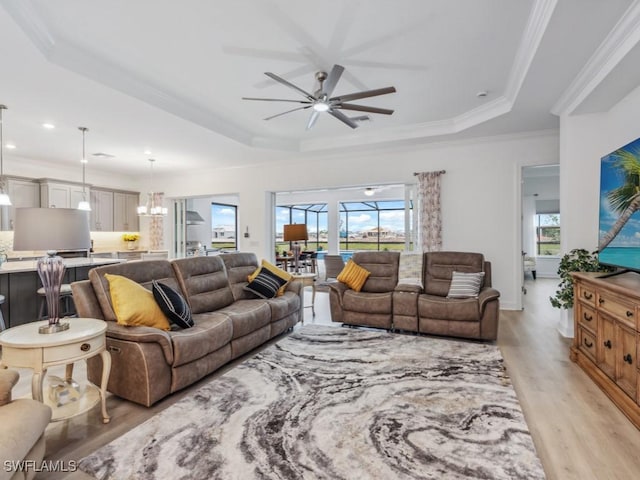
[552,0,640,116]
[1,0,55,56]
[505,0,558,101]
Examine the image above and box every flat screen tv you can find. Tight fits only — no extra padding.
[598,135,640,272]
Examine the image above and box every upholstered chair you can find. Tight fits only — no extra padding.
[329,251,400,329]
[418,251,500,340]
[0,369,52,480]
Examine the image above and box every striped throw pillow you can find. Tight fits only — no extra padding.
[447,271,485,298]
[337,259,371,292]
[152,280,194,329]
[248,260,292,296]
[245,267,288,299]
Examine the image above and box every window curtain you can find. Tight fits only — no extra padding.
[416,170,444,252]
[149,192,164,250]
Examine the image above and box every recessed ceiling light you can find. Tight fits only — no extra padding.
[42,123,55,129]
[5,144,16,149]
[144,149,152,155]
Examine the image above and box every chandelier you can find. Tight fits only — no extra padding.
[137,158,167,216]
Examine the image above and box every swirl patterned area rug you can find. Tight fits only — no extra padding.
[79,325,545,480]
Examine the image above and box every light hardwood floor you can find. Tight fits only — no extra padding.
[5,279,640,479]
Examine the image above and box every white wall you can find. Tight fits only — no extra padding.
[561,84,640,251]
[155,131,559,310]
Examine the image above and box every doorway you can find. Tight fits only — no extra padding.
[521,165,560,304]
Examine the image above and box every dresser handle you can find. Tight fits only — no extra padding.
[583,292,593,300]
[627,311,634,317]
[623,353,633,365]
[583,313,592,321]
[604,340,612,349]
[598,298,605,304]
[80,343,91,352]
[583,339,593,348]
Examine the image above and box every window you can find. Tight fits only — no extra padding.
[275,204,327,253]
[211,203,237,250]
[340,200,410,251]
[536,213,560,256]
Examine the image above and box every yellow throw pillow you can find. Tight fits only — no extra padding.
[248,260,292,296]
[337,259,371,292]
[105,274,171,331]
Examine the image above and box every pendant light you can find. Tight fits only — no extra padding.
[137,158,167,216]
[77,127,91,211]
[0,105,12,206]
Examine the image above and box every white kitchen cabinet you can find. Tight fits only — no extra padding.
[40,180,86,209]
[0,178,41,230]
[90,189,114,231]
[113,191,140,232]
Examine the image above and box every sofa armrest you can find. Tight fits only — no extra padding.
[395,283,423,294]
[71,280,106,320]
[285,279,302,295]
[328,281,349,298]
[0,370,19,406]
[105,322,174,365]
[478,287,500,311]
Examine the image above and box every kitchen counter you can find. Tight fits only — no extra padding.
[0,257,124,274]
[0,257,125,329]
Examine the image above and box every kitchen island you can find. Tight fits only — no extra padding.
[0,257,124,329]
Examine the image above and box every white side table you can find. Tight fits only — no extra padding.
[0,318,111,423]
[292,272,317,319]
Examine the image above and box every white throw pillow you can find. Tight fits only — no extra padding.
[447,271,485,298]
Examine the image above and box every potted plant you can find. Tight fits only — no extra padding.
[122,233,140,250]
[549,248,613,310]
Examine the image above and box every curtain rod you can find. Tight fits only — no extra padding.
[413,170,446,176]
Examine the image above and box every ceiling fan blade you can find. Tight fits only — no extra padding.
[328,109,358,129]
[264,105,311,121]
[331,86,396,103]
[242,97,311,104]
[337,103,394,115]
[264,72,315,100]
[322,64,345,97]
[306,110,320,130]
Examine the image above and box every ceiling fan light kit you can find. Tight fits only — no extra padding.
[242,64,396,129]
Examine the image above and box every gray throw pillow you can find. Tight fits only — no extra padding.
[447,271,485,298]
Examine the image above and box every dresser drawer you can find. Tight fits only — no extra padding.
[578,327,596,362]
[577,303,596,333]
[577,283,597,308]
[597,292,636,329]
[43,335,105,364]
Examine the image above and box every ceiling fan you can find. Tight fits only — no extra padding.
[242,64,396,130]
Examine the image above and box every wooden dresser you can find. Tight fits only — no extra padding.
[571,272,640,429]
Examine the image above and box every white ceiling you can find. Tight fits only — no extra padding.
[0,0,639,176]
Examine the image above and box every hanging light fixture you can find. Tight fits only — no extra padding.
[137,158,167,216]
[0,105,12,206]
[77,127,91,211]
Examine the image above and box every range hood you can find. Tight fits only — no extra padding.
[186,210,205,224]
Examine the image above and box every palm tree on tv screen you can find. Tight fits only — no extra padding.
[599,146,640,251]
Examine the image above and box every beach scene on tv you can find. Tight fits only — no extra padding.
[599,136,640,271]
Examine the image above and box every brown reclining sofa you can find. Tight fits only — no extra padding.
[71,252,302,407]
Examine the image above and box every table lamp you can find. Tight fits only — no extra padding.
[13,208,91,334]
[283,223,308,273]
